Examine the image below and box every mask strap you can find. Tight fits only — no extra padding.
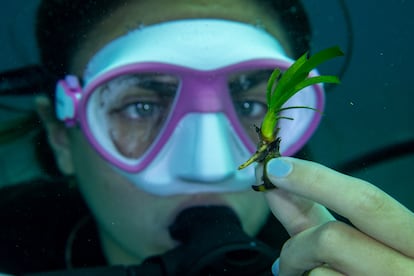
[55,75,82,126]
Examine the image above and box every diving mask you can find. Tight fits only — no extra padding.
[55,19,324,196]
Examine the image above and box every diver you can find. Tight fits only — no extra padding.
[0,0,413,275]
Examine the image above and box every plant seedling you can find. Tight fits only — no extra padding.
[238,46,344,192]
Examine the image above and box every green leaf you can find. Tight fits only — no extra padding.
[292,75,340,95]
[270,53,308,105]
[276,105,320,114]
[266,68,281,107]
[261,46,344,141]
[269,46,344,113]
[297,46,344,76]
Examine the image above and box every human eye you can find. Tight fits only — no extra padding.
[116,101,164,120]
[233,100,267,119]
[108,89,175,123]
[229,70,271,119]
[101,74,178,121]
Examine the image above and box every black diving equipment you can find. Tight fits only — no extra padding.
[27,206,278,275]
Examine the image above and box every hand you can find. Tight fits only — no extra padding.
[259,157,414,275]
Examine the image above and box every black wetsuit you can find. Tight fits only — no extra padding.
[0,180,106,274]
[0,179,288,275]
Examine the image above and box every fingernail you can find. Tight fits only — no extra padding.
[267,158,292,178]
[271,258,280,276]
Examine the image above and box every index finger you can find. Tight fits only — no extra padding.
[265,157,414,257]
[256,163,335,236]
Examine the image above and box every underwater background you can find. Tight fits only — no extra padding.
[0,1,413,209]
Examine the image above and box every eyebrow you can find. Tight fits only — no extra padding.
[228,69,273,93]
[106,74,179,95]
[136,75,178,96]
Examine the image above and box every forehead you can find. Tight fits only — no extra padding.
[70,0,291,74]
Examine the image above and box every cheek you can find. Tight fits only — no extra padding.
[68,131,178,259]
[67,131,270,261]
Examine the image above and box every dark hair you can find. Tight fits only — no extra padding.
[269,1,311,57]
[36,0,311,79]
[36,0,123,78]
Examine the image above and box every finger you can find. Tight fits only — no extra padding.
[306,265,345,276]
[272,259,345,276]
[256,165,335,236]
[256,164,335,236]
[265,157,414,257]
[264,186,335,236]
[279,220,414,276]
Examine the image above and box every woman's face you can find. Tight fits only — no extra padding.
[59,0,290,265]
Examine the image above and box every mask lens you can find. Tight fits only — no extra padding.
[86,73,179,160]
[228,69,273,144]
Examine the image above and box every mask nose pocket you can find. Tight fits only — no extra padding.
[172,113,242,183]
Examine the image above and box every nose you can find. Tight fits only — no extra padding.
[171,113,242,183]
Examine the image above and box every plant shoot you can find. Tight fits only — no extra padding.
[238,46,344,192]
